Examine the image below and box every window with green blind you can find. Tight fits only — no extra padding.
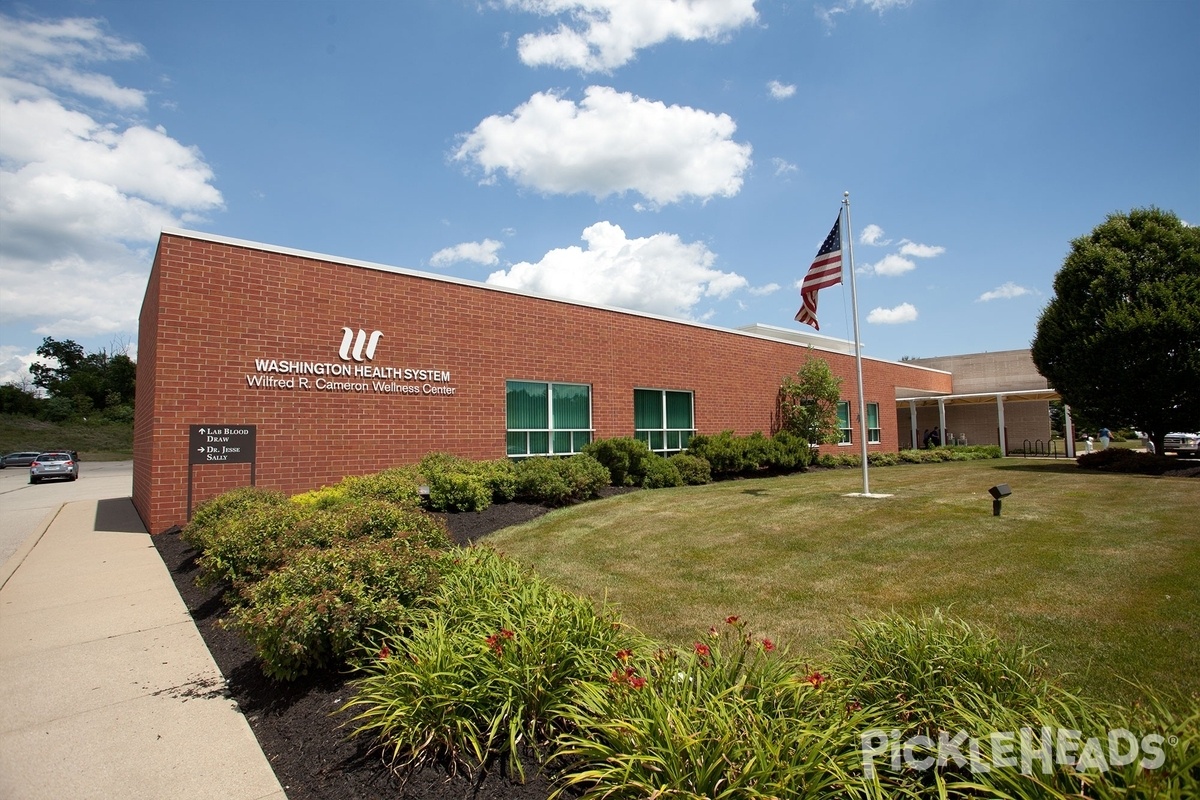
[866,402,881,444]
[506,380,592,457]
[837,400,852,444]
[634,389,695,454]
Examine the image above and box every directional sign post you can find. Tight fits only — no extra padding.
[187,425,257,520]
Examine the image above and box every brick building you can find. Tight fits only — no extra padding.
[134,229,964,535]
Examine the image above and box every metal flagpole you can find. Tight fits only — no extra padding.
[842,191,871,495]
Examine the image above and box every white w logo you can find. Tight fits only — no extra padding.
[339,328,383,361]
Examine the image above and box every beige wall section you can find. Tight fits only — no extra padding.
[895,349,1054,453]
[909,350,1048,393]
[897,401,1052,451]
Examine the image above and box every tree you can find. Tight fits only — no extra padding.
[776,352,843,445]
[1031,207,1200,455]
[28,337,137,418]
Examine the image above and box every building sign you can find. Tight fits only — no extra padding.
[189,425,256,464]
[245,327,458,396]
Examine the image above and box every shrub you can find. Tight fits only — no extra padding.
[340,467,425,508]
[183,486,290,553]
[767,430,812,471]
[189,501,306,589]
[582,436,652,486]
[868,451,898,466]
[476,458,517,502]
[226,538,448,681]
[687,430,752,477]
[190,494,450,591]
[641,455,682,488]
[1077,447,1180,475]
[668,452,711,485]
[419,453,519,510]
[514,454,609,505]
[428,471,492,512]
[344,548,648,778]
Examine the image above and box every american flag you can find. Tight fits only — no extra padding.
[794,213,843,330]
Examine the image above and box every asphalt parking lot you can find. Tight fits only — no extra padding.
[0,460,134,570]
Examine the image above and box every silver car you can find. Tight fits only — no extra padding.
[29,452,80,484]
[1,451,41,468]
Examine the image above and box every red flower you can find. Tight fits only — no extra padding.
[500,628,515,640]
[378,644,391,660]
[616,648,633,662]
[806,670,827,688]
[708,626,719,638]
[610,669,625,684]
[693,642,711,657]
[725,615,740,625]
[846,700,863,713]
[761,638,776,652]
[628,675,647,690]
[486,634,504,656]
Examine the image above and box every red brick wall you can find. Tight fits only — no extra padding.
[133,232,952,534]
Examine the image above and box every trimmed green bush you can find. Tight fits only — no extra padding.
[183,486,291,553]
[1077,447,1181,475]
[668,452,711,485]
[514,454,609,505]
[582,436,652,486]
[226,538,448,681]
[685,430,750,477]
[768,429,813,471]
[640,455,682,488]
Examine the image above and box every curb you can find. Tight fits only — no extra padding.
[0,502,63,591]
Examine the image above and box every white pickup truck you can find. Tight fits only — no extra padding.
[1162,432,1200,457]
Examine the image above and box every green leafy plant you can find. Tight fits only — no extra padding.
[344,548,648,779]
[640,454,682,488]
[667,452,711,484]
[513,454,609,505]
[225,538,448,680]
[582,436,653,486]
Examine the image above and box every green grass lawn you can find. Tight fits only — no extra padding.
[485,458,1200,707]
[0,415,133,461]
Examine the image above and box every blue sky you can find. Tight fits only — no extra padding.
[1,0,1197,386]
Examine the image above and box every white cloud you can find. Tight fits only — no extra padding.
[0,13,223,339]
[485,220,747,319]
[867,253,916,276]
[867,302,918,324]
[767,79,795,99]
[429,239,504,267]
[898,239,945,258]
[816,0,913,31]
[747,282,780,296]
[454,86,752,206]
[859,223,890,246]
[505,0,758,73]
[978,282,1032,302]
[771,157,797,177]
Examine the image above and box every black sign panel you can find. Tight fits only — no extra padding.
[188,425,256,465]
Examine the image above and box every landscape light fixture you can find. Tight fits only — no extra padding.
[988,484,1012,516]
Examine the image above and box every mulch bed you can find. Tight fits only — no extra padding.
[151,498,571,800]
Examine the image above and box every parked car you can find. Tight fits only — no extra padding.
[1162,432,1200,457]
[29,452,80,484]
[1,451,42,469]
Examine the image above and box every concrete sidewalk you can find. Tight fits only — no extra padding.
[0,498,285,800]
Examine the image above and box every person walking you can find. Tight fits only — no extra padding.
[1099,427,1111,449]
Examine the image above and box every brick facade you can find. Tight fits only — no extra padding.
[133,230,953,534]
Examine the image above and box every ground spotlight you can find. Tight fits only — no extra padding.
[988,484,1012,516]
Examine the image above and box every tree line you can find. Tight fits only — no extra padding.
[1,338,136,423]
